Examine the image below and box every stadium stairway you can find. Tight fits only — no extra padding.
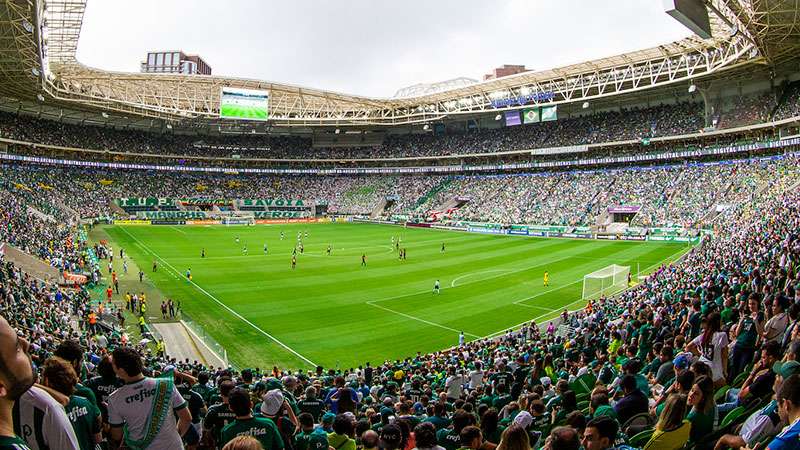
[415,176,452,209]
[0,243,62,283]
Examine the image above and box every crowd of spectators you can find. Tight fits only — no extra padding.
[2,87,796,164]
[1,150,800,450]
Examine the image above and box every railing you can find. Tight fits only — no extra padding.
[180,311,232,369]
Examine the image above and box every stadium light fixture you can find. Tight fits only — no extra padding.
[423,124,430,131]
[31,68,40,77]
[166,123,173,130]
[688,83,697,93]
[36,94,44,102]
[101,112,109,118]
[520,87,531,96]
[582,102,590,109]
[22,19,33,33]
[335,128,340,134]
[495,114,502,121]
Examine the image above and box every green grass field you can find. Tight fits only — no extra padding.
[220,103,268,120]
[100,223,689,370]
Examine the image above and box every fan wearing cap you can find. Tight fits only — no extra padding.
[259,389,298,448]
[220,387,284,450]
[714,360,800,450]
[379,424,404,450]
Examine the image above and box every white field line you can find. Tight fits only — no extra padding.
[170,226,187,235]
[450,269,511,288]
[119,226,318,368]
[512,279,583,307]
[365,300,480,339]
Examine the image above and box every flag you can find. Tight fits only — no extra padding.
[523,108,540,124]
[541,105,558,121]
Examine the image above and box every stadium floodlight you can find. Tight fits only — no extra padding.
[489,90,508,100]
[582,101,590,109]
[582,264,631,300]
[520,87,531,95]
[36,94,44,102]
[688,83,697,93]
[494,114,502,121]
[335,128,340,134]
[101,112,109,118]
[459,98,473,105]
[423,124,430,131]
[166,123,173,130]
[22,19,33,33]
[31,68,40,77]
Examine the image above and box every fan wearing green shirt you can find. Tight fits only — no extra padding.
[221,388,285,450]
[40,357,102,450]
[294,413,328,450]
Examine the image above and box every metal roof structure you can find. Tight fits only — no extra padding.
[1,0,799,129]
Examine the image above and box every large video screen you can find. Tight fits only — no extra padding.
[220,87,269,120]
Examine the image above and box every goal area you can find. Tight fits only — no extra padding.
[582,264,630,300]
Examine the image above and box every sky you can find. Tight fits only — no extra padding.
[76,0,690,98]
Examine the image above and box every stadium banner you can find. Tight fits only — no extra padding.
[621,235,647,241]
[138,211,208,220]
[608,205,641,213]
[113,219,152,226]
[151,220,186,225]
[596,234,618,240]
[530,145,588,156]
[647,235,699,243]
[431,224,468,231]
[4,138,799,175]
[528,231,546,237]
[574,226,592,233]
[179,198,233,206]
[508,229,529,236]
[541,105,558,121]
[63,271,88,285]
[220,87,269,121]
[557,232,592,239]
[522,108,540,124]
[407,222,432,228]
[253,211,309,219]
[116,197,176,207]
[468,226,507,235]
[489,91,555,108]
[238,199,307,207]
[185,220,222,225]
[504,111,521,127]
[529,225,570,233]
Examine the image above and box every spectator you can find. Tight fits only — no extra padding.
[642,394,690,450]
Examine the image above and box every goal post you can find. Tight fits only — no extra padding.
[582,264,631,300]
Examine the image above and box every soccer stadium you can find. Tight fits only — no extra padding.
[1,1,800,449]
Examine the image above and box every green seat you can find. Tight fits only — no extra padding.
[714,385,730,403]
[569,373,596,396]
[628,429,654,448]
[720,406,746,429]
[732,372,748,388]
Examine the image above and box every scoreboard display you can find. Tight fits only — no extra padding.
[220,87,269,120]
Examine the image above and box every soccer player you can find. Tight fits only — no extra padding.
[186,268,192,281]
[235,236,240,244]
[122,260,128,274]
[201,248,205,258]
[434,279,440,294]
[291,255,297,270]
[403,248,407,260]
[327,245,331,256]
[543,271,549,287]
[304,231,308,239]
[280,231,285,240]
[264,243,268,254]
[459,331,465,346]
[361,254,367,267]
[152,260,157,272]
[242,245,248,255]
[441,243,445,253]
[299,243,304,254]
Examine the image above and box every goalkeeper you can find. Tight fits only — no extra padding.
[543,271,549,287]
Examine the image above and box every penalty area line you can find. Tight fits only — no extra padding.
[365,300,480,339]
[118,226,318,368]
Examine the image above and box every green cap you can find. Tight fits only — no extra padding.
[773,361,800,379]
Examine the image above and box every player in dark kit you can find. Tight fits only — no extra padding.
[361,254,367,267]
[201,248,205,258]
[441,243,445,253]
[327,245,331,256]
[292,255,297,270]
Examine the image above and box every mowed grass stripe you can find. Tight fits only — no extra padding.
[104,223,683,369]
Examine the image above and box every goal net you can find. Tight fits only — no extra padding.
[582,264,630,300]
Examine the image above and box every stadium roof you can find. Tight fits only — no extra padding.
[0,0,799,130]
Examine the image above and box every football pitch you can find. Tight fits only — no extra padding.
[101,223,689,370]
